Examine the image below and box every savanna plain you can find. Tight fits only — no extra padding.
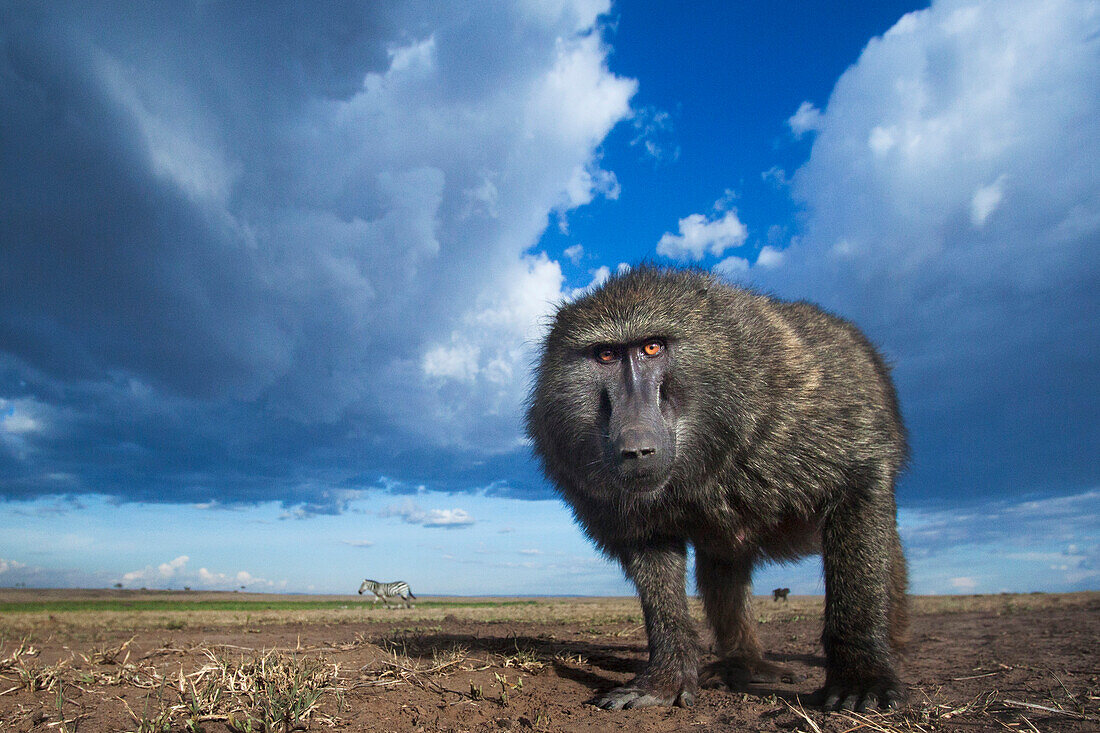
[0,589,1096,732]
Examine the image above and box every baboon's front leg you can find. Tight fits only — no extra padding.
[820,488,907,711]
[593,540,698,709]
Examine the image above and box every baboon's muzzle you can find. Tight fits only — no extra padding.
[606,352,674,489]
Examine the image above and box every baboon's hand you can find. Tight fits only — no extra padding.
[820,674,906,711]
[592,673,697,710]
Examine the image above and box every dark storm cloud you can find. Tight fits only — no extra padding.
[0,3,381,400]
[0,1,632,509]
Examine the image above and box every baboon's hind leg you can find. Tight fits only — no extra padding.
[696,552,802,686]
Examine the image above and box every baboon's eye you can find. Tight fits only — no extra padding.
[595,346,619,363]
[642,340,664,357]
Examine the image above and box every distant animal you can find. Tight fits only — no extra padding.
[773,588,790,602]
[527,266,908,712]
[358,579,416,608]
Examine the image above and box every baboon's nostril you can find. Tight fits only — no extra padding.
[620,445,657,461]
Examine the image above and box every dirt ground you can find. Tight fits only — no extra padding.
[0,591,1097,732]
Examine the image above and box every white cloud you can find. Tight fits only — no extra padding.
[761,166,789,188]
[464,173,501,219]
[1,413,39,435]
[415,253,565,450]
[422,509,475,527]
[528,33,637,152]
[657,209,749,261]
[970,175,1006,226]
[278,489,367,520]
[423,341,481,383]
[0,398,49,458]
[563,164,621,208]
[781,0,1099,272]
[198,567,225,583]
[788,100,823,138]
[341,540,375,548]
[950,576,977,591]
[713,256,750,278]
[867,125,896,156]
[381,499,475,529]
[564,244,585,264]
[387,35,436,75]
[0,558,26,574]
[122,556,282,590]
[755,245,785,269]
[567,265,613,299]
[630,105,679,161]
[157,555,189,577]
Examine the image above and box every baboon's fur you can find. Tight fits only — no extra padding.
[526,266,909,711]
[772,587,790,602]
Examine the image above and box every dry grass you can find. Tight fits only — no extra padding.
[776,683,1100,733]
[354,627,544,705]
[1,592,1096,731]
[180,647,340,732]
[0,635,345,732]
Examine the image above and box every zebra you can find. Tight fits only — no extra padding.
[358,579,417,608]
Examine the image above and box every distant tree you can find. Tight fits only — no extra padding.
[113,583,122,589]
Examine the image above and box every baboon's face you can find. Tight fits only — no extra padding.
[590,337,678,493]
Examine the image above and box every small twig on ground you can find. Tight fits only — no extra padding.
[1046,667,1076,704]
[781,697,823,733]
[1003,699,1094,720]
[952,671,1001,680]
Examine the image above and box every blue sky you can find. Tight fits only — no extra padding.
[1,0,1097,596]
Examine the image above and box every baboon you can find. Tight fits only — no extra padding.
[772,587,790,602]
[526,266,908,712]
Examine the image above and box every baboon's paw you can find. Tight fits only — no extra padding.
[592,679,695,709]
[819,675,906,712]
[701,656,803,687]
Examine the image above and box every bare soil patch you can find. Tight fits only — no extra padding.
[0,591,1096,731]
